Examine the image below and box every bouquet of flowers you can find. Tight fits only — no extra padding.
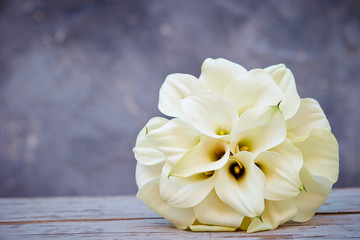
[133,58,339,232]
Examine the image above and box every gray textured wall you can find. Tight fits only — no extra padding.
[0,0,359,197]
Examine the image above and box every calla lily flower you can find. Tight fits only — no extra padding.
[134,58,339,232]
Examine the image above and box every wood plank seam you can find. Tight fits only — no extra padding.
[1,212,358,225]
[0,217,163,225]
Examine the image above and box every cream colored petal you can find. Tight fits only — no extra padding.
[133,146,166,166]
[146,118,200,164]
[286,98,331,138]
[135,161,164,189]
[230,106,286,155]
[293,128,339,183]
[223,69,284,116]
[194,189,244,227]
[255,151,302,201]
[181,92,238,138]
[158,73,206,119]
[214,152,265,217]
[265,64,300,120]
[292,166,333,222]
[187,225,237,231]
[198,58,247,95]
[270,138,303,171]
[159,162,216,208]
[247,199,297,233]
[133,117,168,165]
[137,177,196,229]
[264,63,285,73]
[169,136,230,177]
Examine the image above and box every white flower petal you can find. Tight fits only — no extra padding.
[169,136,230,177]
[293,128,339,183]
[247,199,297,233]
[135,161,164,189]
[270,138,303,171]
[264,63,285,73]
[199,58,247,95]
[159,162,216,208]
[158,73,206,119]
[181,92,238,138]
[230,106,286,155]
[265,64,300,120]
[146,118,200,164]
[286,98,331,138]
[223,69,284,116]
[194,189,244,227]
[292,166,333,222]
[187,225,237,232]
[133,117,168,165]
[215,152,265,217]
[136,177,196,229]
[255,151,302,201]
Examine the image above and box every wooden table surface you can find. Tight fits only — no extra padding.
[0,188,359,239]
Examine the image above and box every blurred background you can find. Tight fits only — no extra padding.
[0,0,359,197]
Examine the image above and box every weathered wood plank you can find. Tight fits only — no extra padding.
[0,196,159,222]
[0,214,359,240]
[0,188,359,224]
[317,188,360,213]
[0,188,359,239]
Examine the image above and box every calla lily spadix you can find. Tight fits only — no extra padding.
[133,58,339,232]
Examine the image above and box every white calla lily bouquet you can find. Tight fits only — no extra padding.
[133,58,339,232]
